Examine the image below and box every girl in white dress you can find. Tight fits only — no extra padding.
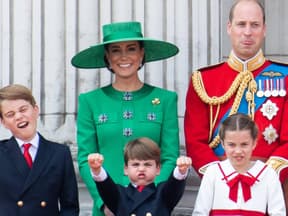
[192,113,286,216]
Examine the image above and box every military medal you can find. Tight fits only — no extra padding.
[271,79,278,97]
[279,78,286,97]
[264,79,271,97]
[256,79,264,97]
[263,124,278,144]
[260,99,279,120]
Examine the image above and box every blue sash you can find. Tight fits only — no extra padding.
[213,63,288,156]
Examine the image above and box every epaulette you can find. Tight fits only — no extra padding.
[195,61,225,72]
[269,58,288,66]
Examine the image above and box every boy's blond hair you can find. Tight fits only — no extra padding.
[0,84,36,118]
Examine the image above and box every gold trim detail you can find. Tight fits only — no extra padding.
[199,161,219,175]
[227,50,265,72]
[262,71,283,77]
[192,70,256,148]
[266,157,288,175]
[192,51,267,149]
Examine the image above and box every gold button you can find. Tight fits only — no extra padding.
[17,200,24,207]
[146,213,152,216]
[131,214,136,216]
[40,201,47,207]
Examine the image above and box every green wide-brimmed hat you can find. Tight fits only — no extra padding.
[71,21,179,69]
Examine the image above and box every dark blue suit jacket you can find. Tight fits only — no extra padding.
[96,172,186,216]
[0,134,79,216]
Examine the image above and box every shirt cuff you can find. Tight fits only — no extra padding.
[173,166,188,180]
[90,167,108,182]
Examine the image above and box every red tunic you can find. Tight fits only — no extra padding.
[184,53,288,183]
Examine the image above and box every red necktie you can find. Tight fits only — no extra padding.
[23,143,33,168]
[137,185,145,192]
[227,174,256,202]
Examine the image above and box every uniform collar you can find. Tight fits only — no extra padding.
[227,49,266,72]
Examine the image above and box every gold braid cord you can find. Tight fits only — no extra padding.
[192,70,256,148]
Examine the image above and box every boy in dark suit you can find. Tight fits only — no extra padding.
[88,137,191,216]
[0,84,79,216]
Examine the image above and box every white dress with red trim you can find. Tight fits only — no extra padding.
[192,159,285,216]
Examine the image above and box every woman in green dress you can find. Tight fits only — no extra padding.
[71,21,180,216]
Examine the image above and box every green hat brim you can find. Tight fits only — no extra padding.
[71,38,179,69]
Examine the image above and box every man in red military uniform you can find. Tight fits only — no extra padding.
[184,0,288,212]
